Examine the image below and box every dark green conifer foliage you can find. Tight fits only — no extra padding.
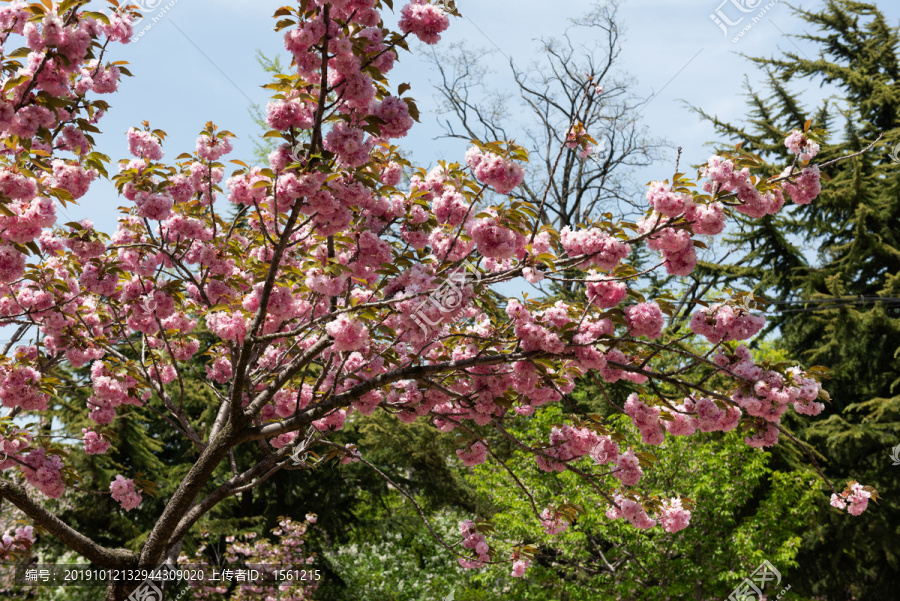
[691,2,900,597]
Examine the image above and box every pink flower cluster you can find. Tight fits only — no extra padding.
[624,393,664,445]
[659,498,692,533]
[570,319,614,370]
[51,160,97,200]
[0,169,38,202]
[0,245,26,283]
[662,396,741,437]
[370,96,414,139]
[560,226,632,270]
[605,493,656,529]
[711,345,824,447]
[785,129,820,162]
[588,435,619,466]
[613,450,643,486]
[127,128,164,161]
[134,191,174,221]
[646,181,687,217]
[511,558,530,578]
[313,409,347,432]
[685,200,726,235]
[607,495,691,533]
[0,364,49,411]
[638,213,698,276]
[381,161,403,186]
[87,361,141,425]
[638,177,731,276]
[325,121,374,169]
[457,440,488,466]
[206,312,249,344]
[82,428,111,455]
[0,525,34,560]
[467,209,525,260]
[458,519,490,569]
[624,302,665,339]
[586,271,627,309]
[266,98,315,131]
[0,194,56,246]
[196,135,234,162]
[565,124,595,159]
[689,302,766,344]
[0,429,31,472]
[536,424,603,472]
[539,507,570,535]
[398,0,450,44]
[725,347,823,419]
[339,443,362,465]
[22,448,65,498]
[432,186,469,226]
[702,155,786,218]
[782,164,821,205]
[830,482,872,516]
[506,299,566,356]
[325,315,370,352]
[465,147,525,194]
[109,475,142,512]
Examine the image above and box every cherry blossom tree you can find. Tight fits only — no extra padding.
[0,1,880,600]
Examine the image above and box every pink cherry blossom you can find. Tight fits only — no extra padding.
[784,129,820,162]
[370,96,414,139]
[22,448,65,498]
[196,135,234,162]
[324,121,373,169]
[82,428,111,455]
[109,475,142,511]
[0,245,25,283]
[830,482,873,516]
[127,128,164,160]
[586,272,627,308]
[625,302,665,339]
[560,226,631,270]
[613,450,643,486]
[326,315,370,351]
[458,519,491,569]
[624,393,664,445]
[398,0,450,44]
[266,98,315,131]
[782,164,821,205]
[467,210,525,260]
[659,498,692,533]
[684,200,725,235]
[465,147,525,194]
[646,181,686,216]
[511,559,530,577]
[456,440,488,466]
[540,507,569,535]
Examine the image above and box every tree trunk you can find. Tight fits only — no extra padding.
[105,579,133,601]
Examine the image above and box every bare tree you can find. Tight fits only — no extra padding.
[428,0,666,228]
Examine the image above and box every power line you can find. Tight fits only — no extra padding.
[764,296,900,305]
[757,296,900,314]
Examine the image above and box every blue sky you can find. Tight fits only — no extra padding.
[69,0,900,234]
